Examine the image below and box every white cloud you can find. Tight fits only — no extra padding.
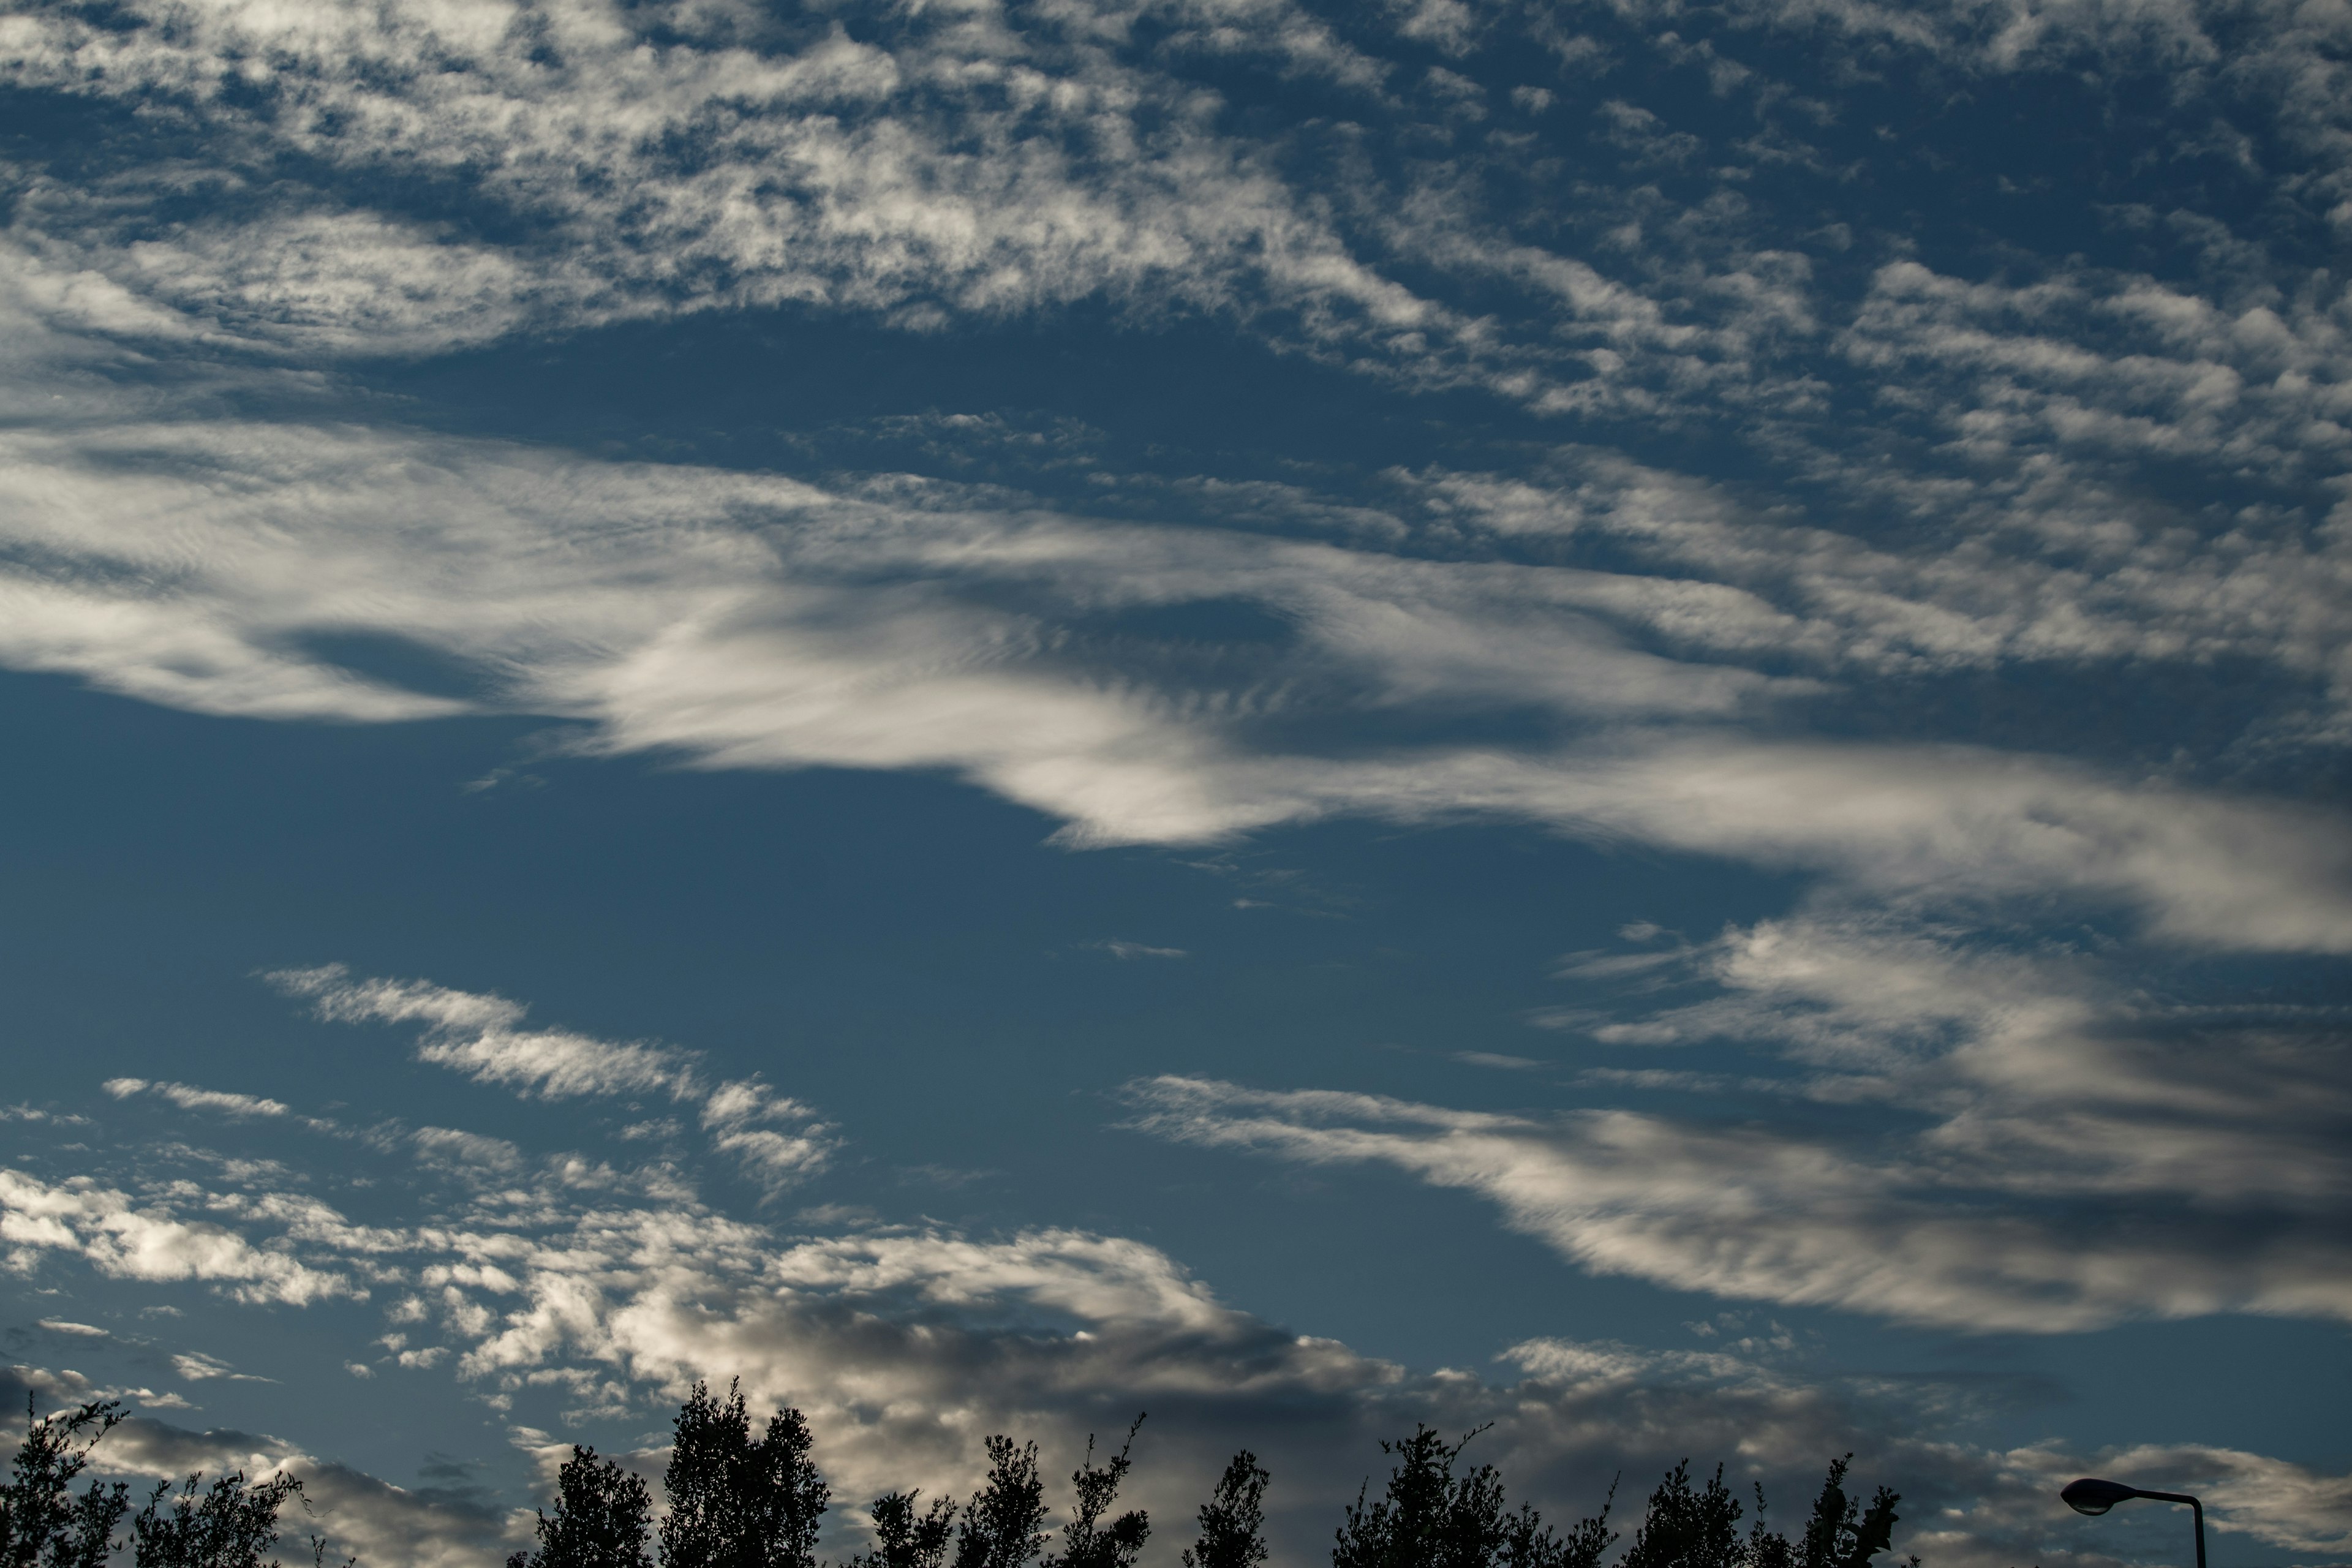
[0,1106,91,1126]
[268,966,699,1101]
[171,1351,272,1384]
[701,1079,840,1195]
[36,1319,108,1337]
[263,968,840,1191]
[1120,1044,2352,1332]
[0,0,1517,394]
[1,0,2331,444]
[0,1167,356,1305]
[0,405,2342,954]
[412,1128,527,1175]
[1395,444,2352,733]
[105,1079,292,1118]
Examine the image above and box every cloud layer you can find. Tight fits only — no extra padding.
[9,983,2351,1568]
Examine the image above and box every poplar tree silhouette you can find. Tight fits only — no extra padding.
[1,1398,130,1568]
[507,1447,652,1568]
[1041,1419,1147,1568]
[1182,1451,1269,1568]
[660,1380,829,1568]
[949,1439,1046,1568]
[130,1471,303,1568]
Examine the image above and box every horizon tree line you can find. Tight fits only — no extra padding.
[0,1384,1912,1568]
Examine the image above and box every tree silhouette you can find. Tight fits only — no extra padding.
[660,1380,829,1568]
[507,1447,651,1568]
[949,1439,1046,1568]
[1790,1458,1901,1568]
[130,1471,303,1568]
[1335,1426,1619,1568]
[21,1362,1915,1568]
[846,1491,957,1568]
[1041,1418,1146,1568]
[47,1375,1913,1568]
[1623,1463,1742,1568]
[1499,1482,1614,1568]
[1605,1455,1902,1568]
[1332,1427,1488,1568]
[1,1398,130,1568]
[1182,1451,1269,1568]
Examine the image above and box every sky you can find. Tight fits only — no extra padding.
[1,1,2350,1565]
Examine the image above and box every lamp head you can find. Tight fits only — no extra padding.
[2062,1479,2141,1517]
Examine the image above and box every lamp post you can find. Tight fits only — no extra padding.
[2061,1478,2206,1568]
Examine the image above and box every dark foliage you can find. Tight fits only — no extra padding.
[11,1363,1917,1568]
[507,1447,652,1568]
[950,1438,1047,1568]
[660,1380,830,1568]
[1790,1458,1902,1568]
[1333,1426,1616,1568]
[131,1471,304,1568]
[1182,1451,1270,1568]
[0,1398,131,1568]
[1501,1484,1616,1568]
[846,1491,957,1568]
[1623,1464,1742,1568]
[1613,1455,1905,1568]
[1042,1418,1146,1568]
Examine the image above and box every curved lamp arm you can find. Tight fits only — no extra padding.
[2060,1480,2205,1568]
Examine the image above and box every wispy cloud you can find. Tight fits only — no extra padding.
[1120,1023,2352,1333]
[0,411,2342,960]
[170,1351,273,1384]
[1088,940,1191,960]
[104,1079,291,1119]
[36,1319,108,1338]
[266,967,700,1102]
[263,967,838,1191]
[699,1079,840,1197]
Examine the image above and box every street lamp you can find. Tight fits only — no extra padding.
[2061,1479,2207,1568]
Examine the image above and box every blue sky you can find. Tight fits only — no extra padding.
[1,1,2349,1566]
